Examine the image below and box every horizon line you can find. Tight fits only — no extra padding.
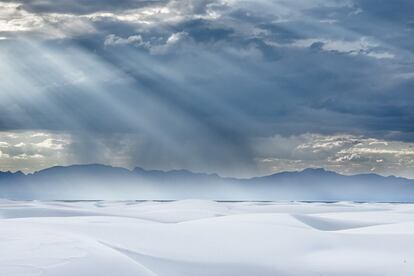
[0,163,411,181]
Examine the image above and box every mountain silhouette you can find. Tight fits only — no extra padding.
[1,165,413,201]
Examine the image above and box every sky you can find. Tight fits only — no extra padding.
[0,0,413,178]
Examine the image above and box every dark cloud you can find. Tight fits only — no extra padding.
[0,0,414,176]
[5,0,164,15]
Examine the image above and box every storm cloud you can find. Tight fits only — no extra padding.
[0,0,413,177]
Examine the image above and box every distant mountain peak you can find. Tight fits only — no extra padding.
[300,168,339,176]
[1,164,414,201]
[0,171,24,177]
[301,168,327,173]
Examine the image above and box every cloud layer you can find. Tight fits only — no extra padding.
[0,0,413,177]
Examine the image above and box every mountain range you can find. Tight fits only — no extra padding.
[1,164,413,201]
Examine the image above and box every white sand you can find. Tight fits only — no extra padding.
[1,199,414,275]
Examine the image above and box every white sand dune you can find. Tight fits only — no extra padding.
[1,200,414,275]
